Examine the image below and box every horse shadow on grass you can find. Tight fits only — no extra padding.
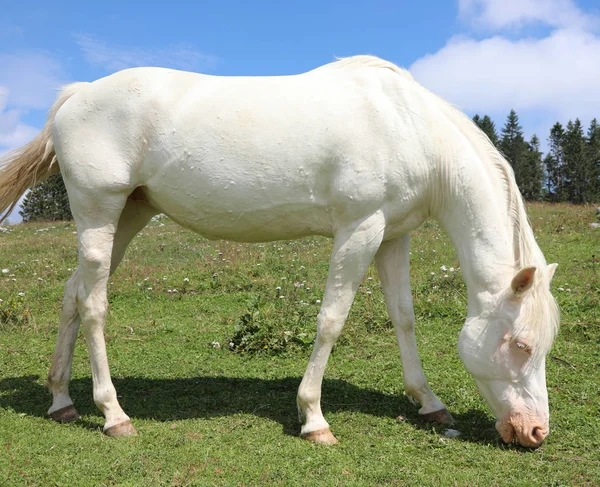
[0,374,499,445]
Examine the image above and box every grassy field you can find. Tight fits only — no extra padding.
[0,203,598,486]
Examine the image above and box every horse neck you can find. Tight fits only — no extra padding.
[431,154,519,305]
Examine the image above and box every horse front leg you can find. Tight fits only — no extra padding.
[375,235,453,424]
[297,212,385,444]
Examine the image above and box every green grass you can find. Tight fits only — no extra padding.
[0,203,598,486]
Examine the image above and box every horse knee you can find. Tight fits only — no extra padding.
[316,315,344,343]
[390,299,415,332]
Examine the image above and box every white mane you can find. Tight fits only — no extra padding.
[437,102,559,359]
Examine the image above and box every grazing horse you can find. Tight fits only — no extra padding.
[0,56,559,447]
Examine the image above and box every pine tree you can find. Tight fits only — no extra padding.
[562,119,588,203]
[500,110,528,196]
[519,135,544,201]
[473,114,499,146]
[585,119,600,202]
[545,123,566,201]
[19,173,73,222]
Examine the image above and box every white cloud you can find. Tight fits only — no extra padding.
[409,1,600,144]
[410,28,600,122]
[458,0,599,31]
[74,34,218,73]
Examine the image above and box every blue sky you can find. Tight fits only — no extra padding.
[1,0,600,220]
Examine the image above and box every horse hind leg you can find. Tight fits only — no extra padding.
[374,235,453,424]
[47,268,82,423]
[47,192,157,430]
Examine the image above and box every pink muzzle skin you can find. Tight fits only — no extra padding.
[496,415,549,447]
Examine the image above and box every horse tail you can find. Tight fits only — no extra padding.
[0,82,89,223]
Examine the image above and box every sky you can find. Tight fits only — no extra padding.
[1,0,599,221]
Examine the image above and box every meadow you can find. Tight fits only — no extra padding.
[0,203,598,486]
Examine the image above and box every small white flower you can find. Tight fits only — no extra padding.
[276,286,281,291]
[558,287,564,291]
[279,295,285,299]
[183,278,189,283]
[430,272,435,276]
[449,267,455,272]
[440,265,447,271]
[316,299,321,304]
[300,266,305,270]
[444,274,449,278]
[1,269,8,274]
[0,298,3,303]
[18,292,25,297]
[162,276,167,281]
[281,277,286,280]
[37,277,43,281]
[147,287,153,291]
[367,277,373,281]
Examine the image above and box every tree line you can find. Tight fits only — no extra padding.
[18,110,600,222]
[473,111,600,203]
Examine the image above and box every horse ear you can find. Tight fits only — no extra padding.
[547,263,558,282]
[511,266,536,297]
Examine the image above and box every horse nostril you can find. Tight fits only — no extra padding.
[532,427,547,443]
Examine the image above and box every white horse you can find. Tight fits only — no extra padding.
[0,56,559,447]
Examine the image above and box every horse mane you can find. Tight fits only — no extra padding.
[435,101,560,361]
[330,55,559,359]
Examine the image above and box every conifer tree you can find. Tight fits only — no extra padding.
[585,118,600,201]
[473,114,499,146]
[500,110,528,196]
[563,119,588,203]
[545,123,566,201]
[520,135,544,201]
[19,173,73,222]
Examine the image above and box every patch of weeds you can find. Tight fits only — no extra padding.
[227,294,315,354]
[0,293,31,328]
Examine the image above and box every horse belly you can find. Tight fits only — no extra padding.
[141,164,335,242]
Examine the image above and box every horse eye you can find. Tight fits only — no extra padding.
[515,341,532,353]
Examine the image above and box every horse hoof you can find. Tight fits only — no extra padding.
[104,420,138,437]
[301,428,339,445]
[48,405,80,423]
[420,408,455,425]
